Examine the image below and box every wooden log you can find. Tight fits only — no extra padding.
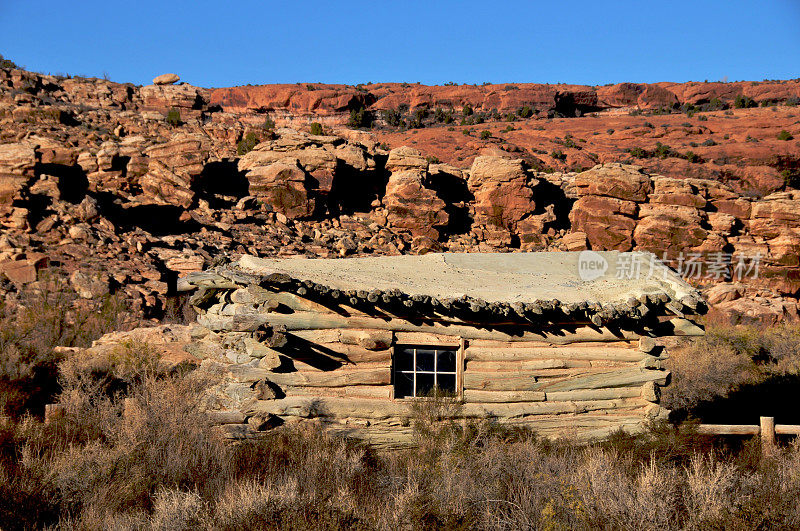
[696,424,760,436]
[468,340,637,349]
[395,331,462,346]
[290,329,341,343]
[280,357,389,372]
[545,387,643,401]
[245,397,411,419]
[244,396,645,420]
[465,346,644,362]
[533,369,670,392]
[465,359,592,372]
[464,372,541,391]
[285,385,392,400]
[257,312,645,343]
[463,390,546,403]
[776,425,800,435]
[464,398,646,419]
[464,368,670,392]
[230,366,391,387]
[207,410,248,424]
[761,416,777,456]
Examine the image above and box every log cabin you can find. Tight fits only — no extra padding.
[179,251,706,448]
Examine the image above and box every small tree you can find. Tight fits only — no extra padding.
[310,122,324,135]
[347,107,372,129]
[517,105,533,118]
[480,130,491,140]
[166,108,181,127]
[777,130,794,141]
[237,132,260,155]
[0,53,19,69]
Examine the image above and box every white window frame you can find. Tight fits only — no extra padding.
[391,340,465,400]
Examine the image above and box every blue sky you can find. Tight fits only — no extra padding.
[1,0,798,87]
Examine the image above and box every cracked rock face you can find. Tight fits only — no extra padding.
[0,65,798,325]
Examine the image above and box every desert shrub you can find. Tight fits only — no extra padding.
[663,325,800,420]
[685,150,702,163]
[517,105,533,118]
[309,122,324,135]
[347,107,372,129]
[381,108,403,127]
[433,107,453,124]
[165,108,181,127]
[236,132,259,155]
[409,107,428,128]
[550,149,566,160]
[0,279,131,419]
[480,130,491,140]
[653,141,676,159]
[734,95,756,109]
[777,129,794,141]
[0,54,19,69]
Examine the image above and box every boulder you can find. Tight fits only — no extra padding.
[153,73,180,85]
[70,270,111,299]
[573,163,652,202]
[246,161,311,219]
[569,195,638,251]
[468,156,539,240]
[634,205,708,256]
[385,146,428,173]
[383,170,447,240]
[141,134,210,207]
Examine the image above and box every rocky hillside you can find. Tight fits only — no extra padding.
[1,66,799,324]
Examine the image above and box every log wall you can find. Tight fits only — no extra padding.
[194,286,686,448]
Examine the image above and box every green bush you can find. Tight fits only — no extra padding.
[347,107,371,129]
[309,122,323,135]
[165,108,181,127]
[517,105,534,118]
[462,103,473,116]
[684,151,701,163]
[381,109,403,127]
[550,149,566,160]
[0,53,19,69]
[734,95,756,109]
[777,130,794,141]
[237,132,260,155]
[480,130,491,140]
[653,142,675,159]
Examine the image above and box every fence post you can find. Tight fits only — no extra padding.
[760,416,776,456]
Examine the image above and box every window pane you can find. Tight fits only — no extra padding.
[415,349,435,372]
[395,348,413,372]
[437,373,456,394]
[395,372,414,399]
[437,349,456,372]
[416,373,435,397]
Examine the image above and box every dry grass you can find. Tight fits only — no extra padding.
[664,324,800,423]
[1,308,800,528]
[0,274,134,419]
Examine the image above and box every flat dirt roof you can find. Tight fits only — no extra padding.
[236,251,697,306]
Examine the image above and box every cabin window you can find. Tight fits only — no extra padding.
[393,345,458,398]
